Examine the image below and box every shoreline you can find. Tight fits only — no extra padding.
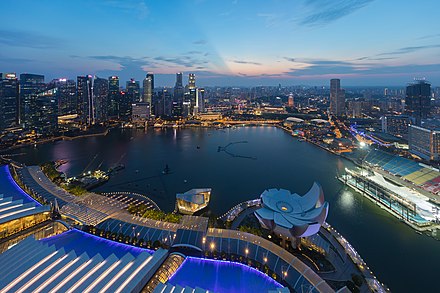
[277,124,440,235]
[1,128,111,152]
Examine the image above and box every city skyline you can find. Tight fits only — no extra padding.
[1,0,440,86]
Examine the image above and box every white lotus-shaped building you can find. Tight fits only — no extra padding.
[254,183,329,238]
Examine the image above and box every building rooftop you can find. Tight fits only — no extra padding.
[255,183,329,238]
[0,230,167,293]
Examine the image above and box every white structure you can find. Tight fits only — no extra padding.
[254,183,329,239]
[176,188,211,215]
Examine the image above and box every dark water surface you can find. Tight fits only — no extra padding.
[6,127,439,292]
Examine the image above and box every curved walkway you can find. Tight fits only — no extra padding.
[10,165,334,292]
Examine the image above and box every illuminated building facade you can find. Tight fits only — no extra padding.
[176,188,211,215]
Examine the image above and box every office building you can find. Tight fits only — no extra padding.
[108,76,120,119]
[154,89,172,117]
[76,75,93,125]
[405,80,431,126]
[0,73,19,132]
[409,123,440,161]
[47,78,76,116]
[143,73,154,114]
[329,79,345,116]
[382,115,414,139]
[19,73,45,127]
[30,87,58,136]
[198,88,205,113]
[188,73,196,89]
[126,79,140,102]
[92,76,109,124]
[288,93,294,107]
[131,102,150,124]
[123,79,140,121]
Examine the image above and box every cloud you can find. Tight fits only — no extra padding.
[193,39,207,45]
[154,54,209,68]
[0,29,61,49]
[283,57,296,62]
[231,60,262,66]
[286,58,440,79]
[417,33,440,40]
[299,0,375,26]
[87,55,155,78]
[103,0,149,19]
[377,44,440,56]
[0,55,34,63]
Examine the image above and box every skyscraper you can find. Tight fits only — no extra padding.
[108,76,120,119]
[124,79,140,120]
[142,73,154,113]
[405,80,431,126]
[0,73,19,132]
[76,75,93,125]
[30,87,58,136]
[19,73,45,127]
[329,79,345,116]
[126,79,140,102]
[175,72,183,88]
[173,73,184,117]
[188,73,196,89]
[47,78,76,116]
[288,93,294,107]
[92,76,109,124]
[198,88,205,113]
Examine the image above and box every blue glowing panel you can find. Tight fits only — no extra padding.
[0,165,41,206]
[40,229,153,258]
[168,257,283,293]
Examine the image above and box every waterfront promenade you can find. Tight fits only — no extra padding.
[9,164,338,292]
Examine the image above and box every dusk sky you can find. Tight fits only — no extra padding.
[1,0,440,87]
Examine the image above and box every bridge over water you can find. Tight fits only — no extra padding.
[217,198,261,222]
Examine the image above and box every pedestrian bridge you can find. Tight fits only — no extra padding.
[217,198,261,222]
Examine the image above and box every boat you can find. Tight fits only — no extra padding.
[162,164,170,174]
[108,164,125,173]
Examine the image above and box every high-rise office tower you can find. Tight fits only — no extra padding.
[92,76,109,124]
[147,72,154,91]
[143,73,154,114]
[77,75,93,125]
[124,79,140,120]
[126,79,140,102]
[47,78,76,116]
[173,73,184,117]
[108,76,120,119]
[329,79,345,116]
[0,73,19,132]
[188,73,196,89]
[154,89,172,117]
[198,88,205,113]
[30,87,58,136]
[288,93,294,107]
[405,80,431,126]
[19,73,45,127]
[176,72,183,88]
